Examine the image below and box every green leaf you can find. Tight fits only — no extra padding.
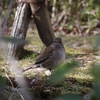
[0,76,6,90]
[91,63,100,99]
[93,0,100,5]
[96,36,100,47]
[57,93,83,100]
[49,61,78,83]
[67,24,74,30]
[92,64,100,81]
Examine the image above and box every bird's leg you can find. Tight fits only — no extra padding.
[23,64,37,72]
[23,66,33,72]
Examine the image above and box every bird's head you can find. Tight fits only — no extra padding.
[52,38,64,49]
[53,38,62,44]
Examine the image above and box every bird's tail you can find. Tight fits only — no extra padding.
[23,64,39,72]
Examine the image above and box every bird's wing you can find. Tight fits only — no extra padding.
[35,46,54,64]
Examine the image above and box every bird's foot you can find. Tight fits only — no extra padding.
[45,70,51,76]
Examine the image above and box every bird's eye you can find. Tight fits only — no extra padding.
[57,41,61,44]
[53,41,61,44]
[57,42,61,44]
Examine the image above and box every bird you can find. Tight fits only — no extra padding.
[23,38,66,72]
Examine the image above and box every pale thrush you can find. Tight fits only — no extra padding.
[23,38,66,72]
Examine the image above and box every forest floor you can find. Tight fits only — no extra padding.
[0,30,100,100]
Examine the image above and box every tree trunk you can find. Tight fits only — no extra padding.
[8,3,31,58]
[34,3,55,47]
[8,1,55,58]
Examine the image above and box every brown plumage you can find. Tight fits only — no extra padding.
[23,38,66,72]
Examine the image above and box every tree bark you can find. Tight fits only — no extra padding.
[8,1,55,58]
[8,3,31,58]
[33,3,55,47]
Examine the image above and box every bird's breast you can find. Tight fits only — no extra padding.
[53,49,66,64]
